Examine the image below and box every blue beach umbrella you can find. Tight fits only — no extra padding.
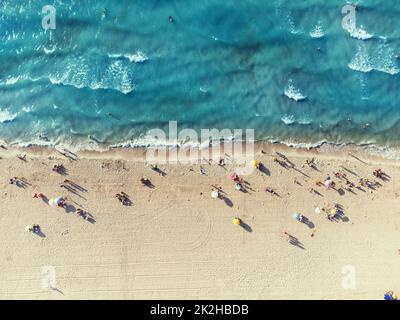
[384,293,392,300]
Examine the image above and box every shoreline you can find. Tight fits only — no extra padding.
[1,140,399,166]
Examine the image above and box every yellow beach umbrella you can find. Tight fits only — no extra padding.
[233,217,241,225]
[251,160,258,168]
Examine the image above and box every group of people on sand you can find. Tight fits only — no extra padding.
[265,187,278,196]
[57,197,67,208]
[305,158,316,168]
[320,203,340,221]
[52,164,64,173]
[26,224,41,233]
[9,177,21,185]
[75,208,88,219]
[230,173,244,191]
[373,168,385,178]
[115,192,130,206]
[140,176,152,187]
[311,167,384,194]
[273,157,287,167]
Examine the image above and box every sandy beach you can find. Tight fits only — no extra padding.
[0,142,399,300]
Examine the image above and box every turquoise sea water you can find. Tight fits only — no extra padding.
[0,0,399,151]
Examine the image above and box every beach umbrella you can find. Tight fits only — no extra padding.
[211,191,219,199]
[315,207,321,214]
[251,160,258,168]
[324,180,333,188]
[384,293,393,300]
[235,183,242,191]
[25,226,31,232]
[230,173,238,181]
[49,197,63,207]
[233,218,241,225]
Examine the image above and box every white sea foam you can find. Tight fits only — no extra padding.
[22,105,34,113]
[349,25,373,40]
[348,45,373,73]
[309,21,325,38]
[48,56,136,94]
[108,51,148,63]
[281,114,295,125]
[3,135,400,161]
[44,46,56,54]
[4,76,21,85]
[0,109,18,123]
[286,12,303,35]
[284,79,307,102]
[281,114,312,125]
[101,60,136,94]
[349,43,400,75]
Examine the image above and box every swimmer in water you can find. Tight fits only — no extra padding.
[169,16,174,23]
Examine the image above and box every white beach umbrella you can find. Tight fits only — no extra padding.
[324,180,333,188]
[211,191,219,199]
[292,212,301,221]
[49,197,63,207]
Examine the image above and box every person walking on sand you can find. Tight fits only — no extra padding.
[26,224,40,233]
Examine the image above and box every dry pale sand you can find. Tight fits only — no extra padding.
[0,143,399,300]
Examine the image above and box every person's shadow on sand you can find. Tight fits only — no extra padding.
[32,230,46,238]
[65,204,76,213]
[222,196,233,207]
[287,235,304,249]
[41,195,49,205]
[239,220,253,232]
[258,164,270,176]
[300,216,315,229]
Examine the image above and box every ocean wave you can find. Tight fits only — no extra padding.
[281,114,312,125]
[49,56,136,94]
[349,25,373,40]
[108,51,148,63]
[286,12,303,35]
[348,45,373,73]
[309,21,325,38]
[349,43,399,75]
[44,46,57,54]
[281,114,295,125]
[284,79,307,102]
[1,52,137,94]
[0,109,18,123]
[0,75,27,86]
[2,135,400,161]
